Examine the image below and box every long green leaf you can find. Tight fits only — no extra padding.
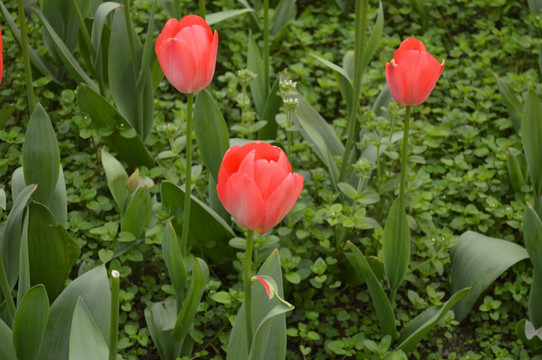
[77,84,154,170]
[345,241,397,338]
[0,184,36,289]
[291,94,344,189]
[450,231,529,321]
[248,33,267,117]
[17,211,30,307]
[524,204,542,277]
[194,89,230,181]
[162,222,187,301]
[394,287,470,353]
[144,297,182,360]
[361,2,383,75]
[69,298,109,360]
[270,0,296,36]
[33,9,98,92]
[13,285,50,360]
[121,186,152,239]
[522,88,542,197]
[494,72,522,130]
[48,166,67,227]
[206,9,254,25]
[171,258,209,342]
[227,249,290,360]
[27,203,80,302]
[530,270,542,328]
[161,181,236,270]
[0,318,16,360]
[91,2,121,90]
[39,266,111,360]
[22,104,60,206]
[0,0,61,84]
[101,149,129,213]
[258,76,282,139]
[382,197,410,294]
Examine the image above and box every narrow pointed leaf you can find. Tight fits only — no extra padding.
[0,318,16,360]
[361,2,383,75]
[171,258,209,342]
[49,166,67,227]
[17,211,30,307]
[524,204,542,277]
[451,231,529,321]
[522,88,542,196]
[77,84,154,170]
[311,53,353,84]
[39,266,111,360]
[91,2,121,87]
[345,241,397,338]
[101,149,129,213]
[12,285,50,360]
[394,287,470,353]
[258,76,282,139]
[27,203,80,301]
[22,104,60,206]
[194,89,230,181]
[33,9,98,92]
[69,298,109,360]
[144,297,182,360]
[206,9,254,25]
[270,0,296,36]
[248,33,267,116]
[494,72,522,129]
[121,186,152,239]
[530,270,542,328]
[162,222,187,297]
[382,197,410,293]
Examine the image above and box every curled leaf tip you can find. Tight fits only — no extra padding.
[252,275,272,299]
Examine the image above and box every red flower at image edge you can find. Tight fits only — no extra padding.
[385,37,444,106]
[217,142,304,234]
[155,15,218,94]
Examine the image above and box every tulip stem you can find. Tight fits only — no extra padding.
[109,270,120,360]
[244,229,255,353]
[399,106,411,211]
[17,0,36,113]
[200,0,206,19]
[263,0,270,92]
[0,253,15,326]
[339,0,369,183]
[181,93,194,256]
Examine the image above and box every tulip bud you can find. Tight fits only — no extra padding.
[126,169,139,193]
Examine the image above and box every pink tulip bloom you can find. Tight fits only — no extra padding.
[155,15,218,94]
[217,142,304,234]
[385,37,444,106]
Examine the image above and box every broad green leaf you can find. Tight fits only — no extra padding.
[0,318,16,360]
[27,202,80,302]
[227,249,291,360]
[39,266,111,360]
[121,186,152,239]
[108,7,154,140]
[22,104,60,206]
[206,9,254,25]
[394,287,470,353]
[77,84,154,170]
[270,0,296,36]
[248,33,267,117]
[311,53,353,85]
[145,297,182,360]
[372,84,392,117]
[33,9,98,92]
[530,270,542,328]
[382,197,410,294]
[41,0,79,62]
[258,76,282,139]
[91,2,121,90]
[69,298,109,360]
[522,88,542,197]
[162,222,187,300]
[13,285,50,360]
[161,182,235,270]
[135,0,157,97]
[17,211,30,307]
[345,242,397,338]
[494,72,522,129]
[0,184,36,289]
[194,89,230,181]
[0,1,61,84]
[171,258,209,342]
[524,204,542,279]
[450,231,529,321]
[507,149,526,193]
[101,149,129,213]
[291,94,344,189]
[48,166,67,227]
[10,167,25,201]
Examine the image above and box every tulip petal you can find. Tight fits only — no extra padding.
[261,173,304,233]
[178,14,213,42]
[237,149,256,179]
[218,172,265,231]
[254,158,288,199]
[157,37,196,94]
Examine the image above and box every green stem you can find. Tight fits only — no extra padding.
[17,0,36,113]
[109,270,120,360]
[244,229,254,353]
[200,0,206,19]
[263,0,270,92]
[339,0,369,183]
[0,254,15,326]
[180,93,194,255]
[399,106,411,211]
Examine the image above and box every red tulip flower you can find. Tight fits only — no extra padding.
[385,37,444,106]
[155,15,218,94]
[217,142,304,234]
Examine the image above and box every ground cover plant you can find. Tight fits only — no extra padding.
[0,0,542,359]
